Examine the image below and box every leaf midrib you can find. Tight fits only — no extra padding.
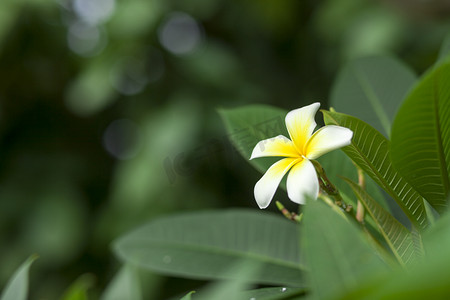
[432,67,450,196]
[354,65,391,136]
[344,179,412,266]
[324,112,423,229]
[117,237,305,271]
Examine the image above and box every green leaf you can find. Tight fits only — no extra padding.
[114,209,305,287]
[331,55,416,137]
[340,210,450,299]
[302,199,388,300]
[0,255,37,300]
[180,291,195,300]
[192,260,259,300]
[323,110,429,230]
[437,33,450,65]
[343,178,421,265]
[218,104,288,174]
[60,274,95,300]
[390,60,450,213]
[100,265,142,300]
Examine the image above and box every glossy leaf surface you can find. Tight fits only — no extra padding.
[323,110,428,229]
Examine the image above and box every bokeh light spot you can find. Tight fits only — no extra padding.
[110,48,165,95]
[73,0,116,25]
[158,12,203,55]
[67,21,107,57]
[103,119,142,160]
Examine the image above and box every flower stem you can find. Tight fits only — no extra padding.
[356,167,365,224]
[276,201,302,222]
[311,160,351,212]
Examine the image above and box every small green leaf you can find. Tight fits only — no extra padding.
[302,199,388,299]
[343,178,421,265]
[331,55,416,137]
[114,209,305,287]
[323,110,429,230]
[0,255,37,300]
[390,59,450,213]
[100,265,141,300]
[179,291,195,300]
[60,274,95,300]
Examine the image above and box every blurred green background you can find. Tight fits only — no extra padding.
[0,0,449,298]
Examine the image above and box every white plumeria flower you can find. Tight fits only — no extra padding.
[250,102,353,209]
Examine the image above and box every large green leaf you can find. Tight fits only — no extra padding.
[0,256,37,300]
[302,199,388,300]
[390,59,450,213]
[330,55,416,137]
[114,209,305,287]
[218,104,288,173]
[343,178,421,265]
[323,110,428,230]
[340,210,450,299]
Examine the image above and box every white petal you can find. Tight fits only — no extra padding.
[254,158,299,209]
[285,103,320,153]
[250,135,298,159]
[305,125,353,159]
[286,159,319,205]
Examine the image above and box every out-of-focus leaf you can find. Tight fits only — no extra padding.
[0,255,37,300]
[302,199,387,300]
[340,210,450,299]
[323,110,429,230]
[192,263,305,300]
[179,291,195,300]
[114,209,305,287]
[343,178,421,265]
[60,274,95,300]
[330,55,416,137]
[100,265,141,300]
[391,58,450,213]
[437,33,450,65]
[341,9,405,60]
[192,260,259,300]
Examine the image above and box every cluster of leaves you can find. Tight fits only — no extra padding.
[3,35,450,299]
